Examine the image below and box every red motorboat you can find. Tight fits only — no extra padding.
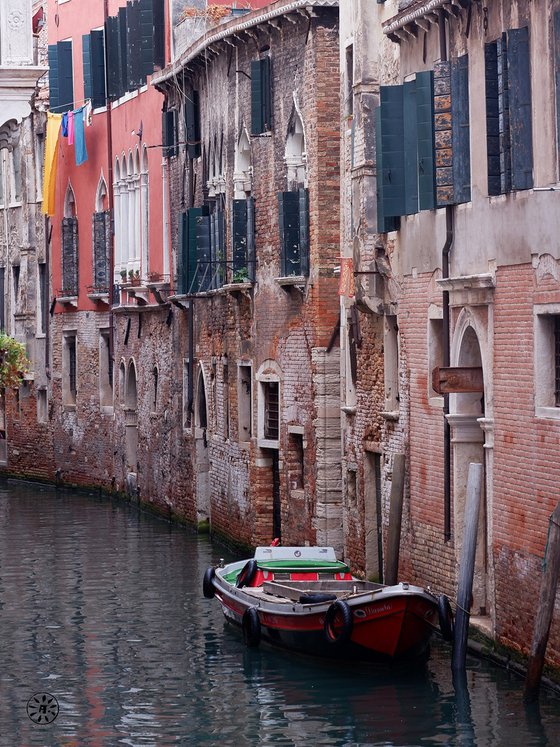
[203,546,453,662]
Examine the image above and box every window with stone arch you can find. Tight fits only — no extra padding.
[140,145,149,280]
[61,183,79,296]
[278,104,310,277]
[256,360,281,449]
[234,128,252,198]
[285,104,307,190]
[119,360,126,402]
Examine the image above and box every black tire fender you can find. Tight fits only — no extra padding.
[299,593,337,605]
[242,607,261,647]
[323,599,353,645]
[437,594,454,641]
[236,559,258,588]
[203,567,216,599]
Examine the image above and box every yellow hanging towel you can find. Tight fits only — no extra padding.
[42,112,62,216]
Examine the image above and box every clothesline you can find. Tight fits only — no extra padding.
[50,96,92,113]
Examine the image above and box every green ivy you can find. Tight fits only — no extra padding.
[0,334,29,389]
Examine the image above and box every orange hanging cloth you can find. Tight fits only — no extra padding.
[42,112,62,216]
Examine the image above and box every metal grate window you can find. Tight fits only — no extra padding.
[555,317,560,406]
[264,382,279,440]
[68,336,77,400]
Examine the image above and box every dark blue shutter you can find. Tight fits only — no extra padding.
[82,34,92,103]
[232,199,248,276]
[57,41,74,112]
[127,0,142,89]
[210,209,225,289]
[118,7,128,95]
[177,211,187,294]
[555,12,560,164]
[251,60,263,134]
[416,70,436,210]
[105,16,120,100]
[498,33,511,194]
[403,79,418,215]
[279,191,301,276]
[452,54,471,204]
[485,41,501,195]
[152,0,165,70]
[185,91,201,158]
[298,188,309,276]
[139,0,154,77]
[247,196,256,282]
[162,110,176,158]
[379,85,406,219]
[90,30,106,109]
[508,26,533,191]
[48,44,60,111]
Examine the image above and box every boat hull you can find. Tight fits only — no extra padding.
[214,577,438,662]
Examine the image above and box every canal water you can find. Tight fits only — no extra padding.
[0,483,559,746]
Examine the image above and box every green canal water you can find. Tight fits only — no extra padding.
[0,482,559,746]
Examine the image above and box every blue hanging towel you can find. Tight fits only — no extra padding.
[61,112,68,137]
[74,107,88,166]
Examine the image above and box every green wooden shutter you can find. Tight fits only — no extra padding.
[379,85,406,219]
[251,60,263,135]
[194,211,211,292]
[555,12,560,164]
[232,199,248,276]
[403,79,418,215]
[82,34,92,103]
[375,107,399,233]
[298,188,309,276]
[485,41,501,195]
[90,30,106,109]
[139,0,154,77]
[247,196,256,282]
[278,191,301,276]
[508,27,533,191]
[48,44,60,111]
[152,0,165,70]
[451,54,471,204]
[185,91,201,158]
[416,70,436,210]
[262,57,272,132]
[105,16,120,100]
[210,209,225,289]
[57,41,74,112]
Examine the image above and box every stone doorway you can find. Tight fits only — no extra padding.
[449,325,489,617]
[194,366,210,526]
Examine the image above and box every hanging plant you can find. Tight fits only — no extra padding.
[0,334,30,389]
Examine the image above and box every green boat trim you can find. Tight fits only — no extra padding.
[223,559,350,585]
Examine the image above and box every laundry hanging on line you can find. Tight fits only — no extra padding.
[73,108,88,166]
[42,112,62,216]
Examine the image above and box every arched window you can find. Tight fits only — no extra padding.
[93,174,110,291]
[63,182,77,218]
[140,145,149,280]
[152,365,158,410]
[285,105,307,189]
[95,175,108,212]
[126,359,138,409]
[61,183,78,296]
[234,128,252,198]
[119,360,126,401]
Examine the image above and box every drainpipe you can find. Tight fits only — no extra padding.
[439,8,454,542]
[104,0,115,377]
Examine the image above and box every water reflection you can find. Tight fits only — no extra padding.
[0,483,558,746]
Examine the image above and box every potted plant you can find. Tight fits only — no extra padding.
[120,269,127,283]
[133,270,141,286]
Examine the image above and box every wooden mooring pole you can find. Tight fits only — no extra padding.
[384,453,405,586]
[452,462,483,672]
[524,503,560,702]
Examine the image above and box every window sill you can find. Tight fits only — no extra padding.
[428,395,444,408]
[258,437,279,450]
[87,291,110,304]
[381,410,399,421]
[57,295,78,308]
[63,403,77,412]
[341,405,356,416]
[535,406,560,421]
[100,405,113,415]
[168,294,190,310]
[8,201,23,209]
